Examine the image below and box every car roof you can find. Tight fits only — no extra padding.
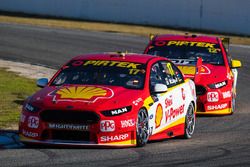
[153,34,220,44]
[71,52,162,64]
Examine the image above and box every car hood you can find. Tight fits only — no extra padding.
[177,63,228,84]
[29,85,145,112]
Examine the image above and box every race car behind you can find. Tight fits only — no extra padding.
[144,34,241,115]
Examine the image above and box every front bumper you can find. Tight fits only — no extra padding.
[19,110,137,147]
[196,87,233,115]
[19,134,136,148]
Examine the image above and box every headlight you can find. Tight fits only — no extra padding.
[101,106,132,116]
[24,103,40,112]
[208,80,227,89]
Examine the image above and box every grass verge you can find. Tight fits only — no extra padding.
[0,68,38,129]
[0,15,250,45]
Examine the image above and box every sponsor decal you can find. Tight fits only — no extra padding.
[214,81,227,89]
[222,91,231,99]
[72,60,84,66]
[25,103,35,112]
[28,116,39,129]
[155,41,215,48]
[70,60,145,75]
[177,66,196,75]
[102,106,132,116]
[165,104,185,122]
[111,107,129,115]
[100,120,115,132]
[72,60,141,69]
[100,133,129,142]
[207,103,228,111]
[48,123,89,131]
[177,65,210,75]
[132,98,143,106]
[165,96,173,107]
[20,114,26,123]
[155,104,163,128]
[120,119,135,128]
[207,92,219,102]
[49,86,114,103]
[22,129,38,138]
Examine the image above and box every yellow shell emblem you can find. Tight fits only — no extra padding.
[155,104,163,128]
[53,86,113,102]
[177,65,211,75]
[57,86,107,99]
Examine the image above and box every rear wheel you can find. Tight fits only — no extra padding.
[136,108,149,147]
[184,103,195,139]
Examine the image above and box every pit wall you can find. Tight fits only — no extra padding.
[0,0,249,36]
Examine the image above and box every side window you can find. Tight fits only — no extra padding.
[150,63,166,91]
[159,61,184,88]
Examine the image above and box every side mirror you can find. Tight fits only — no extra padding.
[149,34,155,40]
[231,59,242,68]
[153,83,168,94]
[37,78,48,88]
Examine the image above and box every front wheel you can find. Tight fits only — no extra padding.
[136,108,149,147]
[183,103,195,139]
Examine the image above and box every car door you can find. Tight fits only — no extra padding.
[147,60,187,136]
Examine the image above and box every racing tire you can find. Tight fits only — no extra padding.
[183,103,195,139]
[136,108,149,147]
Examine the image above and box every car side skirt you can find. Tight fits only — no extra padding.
[149,117,185,141]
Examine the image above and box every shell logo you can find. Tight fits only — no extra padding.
[52,86,114,103]
[178,65,211,75]
[155,104,163,128]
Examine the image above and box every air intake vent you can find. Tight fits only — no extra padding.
[41,130,90,141]
[40,110,100,124]
[196,85,207,95]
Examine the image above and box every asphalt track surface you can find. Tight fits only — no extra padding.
[0,23,250,167]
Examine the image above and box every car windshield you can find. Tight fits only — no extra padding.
[51,60,146,89]
[147,40,224,65]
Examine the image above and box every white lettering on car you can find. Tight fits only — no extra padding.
[100,133,129,142]
[222,91,231,99]
[22,129,38,138]
[48,123,89,131]
[28,116,39,129]
[207,103,228,110]
[132,98,143,106]
[207,92,219,102]
[100,120,115,132]
[165,104,185,122]
[120,119,135,128]
[111,108,128,115]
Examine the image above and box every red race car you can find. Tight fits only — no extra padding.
[19,53,196,147]
[144,34,242,115]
